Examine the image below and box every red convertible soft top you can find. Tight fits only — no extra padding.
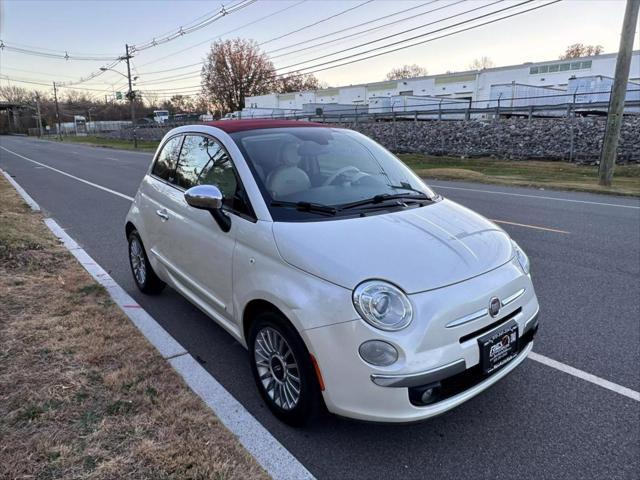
[203,119,326,133]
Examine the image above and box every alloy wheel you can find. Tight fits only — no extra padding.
[129,237,147,286]
[254,326,301,410]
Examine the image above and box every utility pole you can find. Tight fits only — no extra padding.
[599,0,639,186]
[53,81,62,140]
[124,43,138,148]
[34,93,44,137]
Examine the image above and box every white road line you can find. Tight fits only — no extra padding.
[491,219,570,234]
[432,183,640,210]
[0,145,134,202]
[528,352,639,402]
[1,167,315,480]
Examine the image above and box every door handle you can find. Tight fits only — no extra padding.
[156,209,169,221]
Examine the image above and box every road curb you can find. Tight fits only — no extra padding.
[1,167,316,480]
[1,169,40,211]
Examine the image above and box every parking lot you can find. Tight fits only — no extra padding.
[1,135,638,479]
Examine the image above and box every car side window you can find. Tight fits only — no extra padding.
[152,135,183,182]
[176,135,251,217]
[174,135,222,190]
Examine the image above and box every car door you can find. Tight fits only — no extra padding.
[153,134,251,335]
[136,134,184,277]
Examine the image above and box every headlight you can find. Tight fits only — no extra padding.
[353,280,413,331]
[512,241,530,274]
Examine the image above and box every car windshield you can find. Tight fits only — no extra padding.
[231,127,436,220]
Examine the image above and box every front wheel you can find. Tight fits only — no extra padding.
[248,312,323,426]
[128,230,165,294]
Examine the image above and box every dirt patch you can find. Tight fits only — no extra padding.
[0,174,268,479]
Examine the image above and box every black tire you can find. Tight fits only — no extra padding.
[248,312,323,426]
[127,230,165,295]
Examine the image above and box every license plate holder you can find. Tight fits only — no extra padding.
[478,319,519,375]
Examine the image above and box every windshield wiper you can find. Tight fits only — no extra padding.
[387,182,430,196]
[270,200,337,215]
[338,192,430,211]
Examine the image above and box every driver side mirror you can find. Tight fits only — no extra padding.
[184,185,231,232]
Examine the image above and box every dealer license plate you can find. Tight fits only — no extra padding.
[478,320,519,375]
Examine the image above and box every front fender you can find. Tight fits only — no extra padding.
[232,222,358,344]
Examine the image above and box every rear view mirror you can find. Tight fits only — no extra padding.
[184,185,223,210]
[184,185,231,232]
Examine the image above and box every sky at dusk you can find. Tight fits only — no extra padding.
[1,0,638,100]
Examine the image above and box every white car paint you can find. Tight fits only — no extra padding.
[273,198,513,294]
[126,123,539,423]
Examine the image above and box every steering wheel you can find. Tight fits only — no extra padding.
[323,166,362,186]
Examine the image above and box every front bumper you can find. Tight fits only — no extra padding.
[302,259,539,423]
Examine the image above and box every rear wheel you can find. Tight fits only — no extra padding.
[248,312,322,426]
[128,230,165,294]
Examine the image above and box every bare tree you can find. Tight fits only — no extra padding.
[168,95,196,112]
[142,91,160,108]
[193,94,215,114]
[201,38,276,113]
[0,85,31,103]
[468,56,495,70]
[560,43,604,59]
[274,72,322,93]
[385,64,428,80]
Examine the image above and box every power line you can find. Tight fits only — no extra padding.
[99,0,559,98]
[0,74,116,92]
[266,1,434,57]
[139,84,203,93]
[0,65,84,79]
[259,0,374,46]
[0,40,120,57]
[130,0,257,53]
[56,58,125,87]
[275,0,563,78]
[0,40,119,61]
[135,0,466,85]
[137,62,203,76]
[276,0,503,72]
[268,0,462,60]
[136,0,307,68]
[135,71,202,85]
[9,0,255,90]
[134,0,446,83]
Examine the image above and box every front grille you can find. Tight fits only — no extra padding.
[409,316,538,407]
[459,307,522,344]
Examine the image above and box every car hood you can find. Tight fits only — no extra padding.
[272,199,514,294]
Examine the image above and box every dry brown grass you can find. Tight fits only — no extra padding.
[0,175,268,480]
[398,154,640,197]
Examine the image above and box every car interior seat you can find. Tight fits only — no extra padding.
[266,143,311,198]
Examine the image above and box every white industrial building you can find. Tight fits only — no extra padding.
[244,51,640,116]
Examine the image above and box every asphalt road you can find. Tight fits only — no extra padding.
[2,135,639,479]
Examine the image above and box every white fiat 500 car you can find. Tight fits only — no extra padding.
[125,119,539,425]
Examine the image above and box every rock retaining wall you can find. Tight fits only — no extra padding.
[103,116,640,163]
[347,116,639,163]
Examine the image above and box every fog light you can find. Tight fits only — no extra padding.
[421,388,437,404]
[359,340,398,366]
[409,382,441,406]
